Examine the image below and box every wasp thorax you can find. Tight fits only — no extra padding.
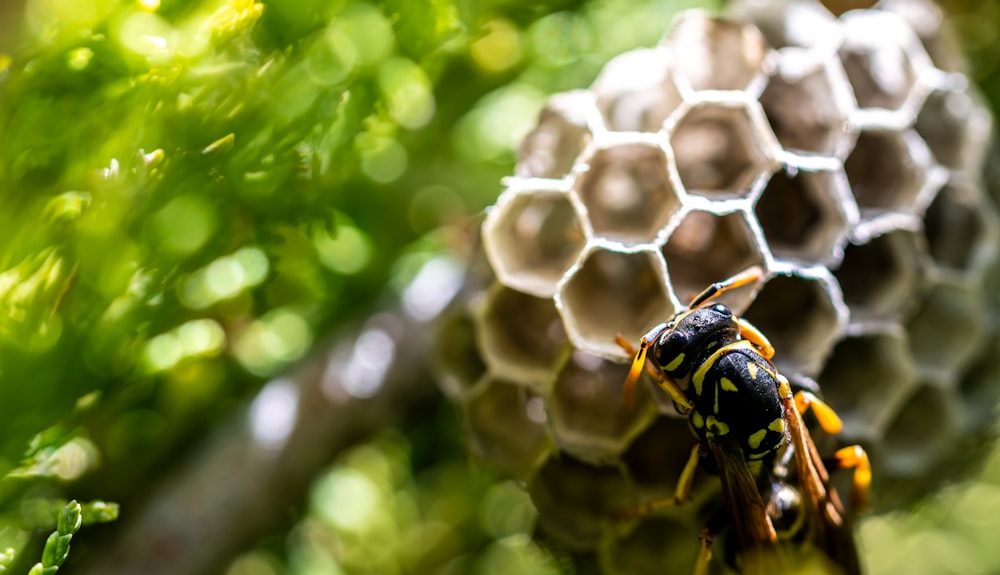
[654,304,740,380]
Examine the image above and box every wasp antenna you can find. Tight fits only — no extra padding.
[616,331,656,410]
[689,265,765,309]
[619,337,649,410]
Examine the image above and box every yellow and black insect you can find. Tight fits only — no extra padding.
[616,266,871,575]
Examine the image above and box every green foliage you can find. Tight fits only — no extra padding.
[0,0,716,570]
[24,499,116,575]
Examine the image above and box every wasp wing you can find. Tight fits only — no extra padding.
[783,395,863,575]
[707,434,788,575]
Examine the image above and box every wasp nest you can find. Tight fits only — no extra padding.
[436,0,998,565]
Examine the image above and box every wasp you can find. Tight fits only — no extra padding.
[615,266,871,575]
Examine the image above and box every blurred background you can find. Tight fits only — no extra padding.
[0,0,999,574]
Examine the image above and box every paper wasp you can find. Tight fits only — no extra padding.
[615,266,871,574]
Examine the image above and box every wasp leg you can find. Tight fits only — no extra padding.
[615,332,693,414]
[831,445,872,512]
[689,265,765,309]
[613,444,704,520]
[787,380,872,513]
[793,390,844,435]
[693,528,714,575]
[736,317,775,359]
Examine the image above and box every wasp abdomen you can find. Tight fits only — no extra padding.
[688,346,786,461]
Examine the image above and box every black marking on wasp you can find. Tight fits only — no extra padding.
[615,266,871,575]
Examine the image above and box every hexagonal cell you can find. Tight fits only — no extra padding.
[669,100,779,197]
[760,50,854,156]
[916,88,991,173]
[755,168,850,263]
[882,383,957,476]
[592,48,683,133]
[906,281,984,375]
[817,329,917,434]
[662,210,765,311]
[548,350,656,461]
[433,309,487,399]
[620,416,699,499]
[878,0,967,74]
[527,453,632,551]
[517,91,594,179]
[483,188,586,298]
[838,10,930,113]
[476,285,570,389]
[728,0,841,51]
[834,229,922,319]
[574,142,681,245]
[601,513,703,575]
[558,248,673,359]
[923,181,995,275]
[464,376,551,480]
[743,273,843,377]
[843,130,927,214]
[957,336,1000,434]
[665,11,769,93]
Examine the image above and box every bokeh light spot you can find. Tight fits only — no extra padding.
[477,535,559,575]
[314,223,372,274]
[479,480,537,538]
[67,47,94,71]
[234,309,313,376]
[313,468,381,530]
[143,332,183,372]
[143,319,226,373]
[471,19,522,73]
[206,257,246,300]
[118,11,176,62]
[177,319,226,357]
[330,3,394,68]
[249,378,299,451]
[360,137,408,183]
[401,256,463,321]
[48,437,100,481]
[152,195,216,258]
[234,247,269,285]
[307,29,358,86]
[342,327,394,398]
[180,247,270,309]
[378,58,435,130]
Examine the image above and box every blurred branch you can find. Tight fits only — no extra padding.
[75,254,474,575]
